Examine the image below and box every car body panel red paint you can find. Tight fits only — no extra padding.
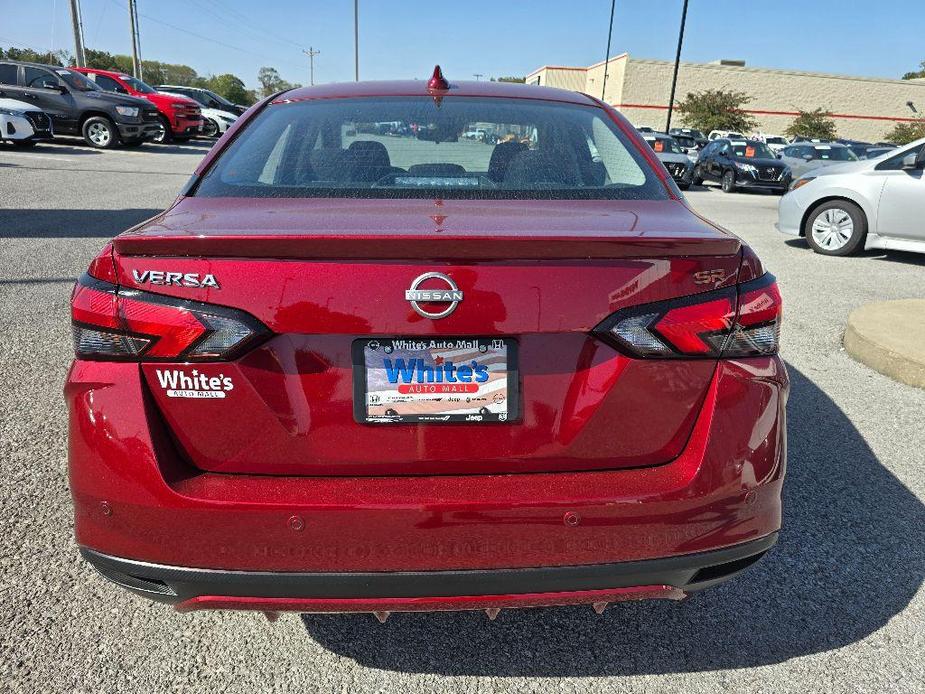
[67,82,787,612]
[67,356,786,573]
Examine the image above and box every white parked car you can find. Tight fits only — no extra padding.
[0,97,53,147]
[762,135,790,154]
[778,142,859,179]
[778,137,925,255]
[157,90,237,137]
[708,129,744,141]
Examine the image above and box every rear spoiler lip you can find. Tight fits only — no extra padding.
[112,234,742,260]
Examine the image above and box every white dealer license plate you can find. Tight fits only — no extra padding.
[353,337,519,424]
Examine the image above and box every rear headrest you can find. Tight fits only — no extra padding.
[308,148,349,182]
[502,149,581,188]
[346,140,391,168]
[488,141,527,182]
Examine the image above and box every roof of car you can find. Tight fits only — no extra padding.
[642,132,673,139]
[273,79,596,106]
[0,59,77,70]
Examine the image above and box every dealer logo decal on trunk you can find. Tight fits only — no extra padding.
[155,369,234,399]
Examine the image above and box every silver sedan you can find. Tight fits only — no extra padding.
[777,138,925,255]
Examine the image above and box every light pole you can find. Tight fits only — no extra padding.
[67,0,86,66]
[128,0,143,79]
[303,47,320,86]
[354,0,359,81]
[600,0,616,101]
[665,0,690,132]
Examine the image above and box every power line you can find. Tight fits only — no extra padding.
[192,0,305,51]
[303,47,320,86]
[106,0,304,72]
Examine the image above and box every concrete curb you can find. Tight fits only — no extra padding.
[843,300,925,389]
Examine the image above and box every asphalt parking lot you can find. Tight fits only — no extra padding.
[1,140,923,693]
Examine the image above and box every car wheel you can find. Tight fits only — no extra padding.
[721,169,737,193]
[691,166,703,186]
[152,116,173,144]
[202,119,220,138]
[804,200,867,256]
[82,116,119,149]
[12,140,37,148]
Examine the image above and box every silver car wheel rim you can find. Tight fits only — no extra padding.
[811,208,854,250]
[88,122,111,146]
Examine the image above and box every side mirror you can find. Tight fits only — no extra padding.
[902,152,919,169]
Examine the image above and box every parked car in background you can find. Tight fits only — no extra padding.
[761,135,790,154]
[790,136,833,144]
[708,130,745,141]
[694,138,792,193]
[668,127,707,148]
[636,125,655,133]
[68,76,786,618]
[0,96,53,147]
[641,132,694,189]
[778,142,858,178]
[779,137,925,255]
[860,146,896,159]
[73,68,203,144]
[153,85,247,116]
[671,134,701,157]
[0,60,160,148]
[157,88,238,137]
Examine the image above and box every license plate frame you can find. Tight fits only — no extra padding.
[352,337,520,425]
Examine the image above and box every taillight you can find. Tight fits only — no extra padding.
[71,274,268,361]
[594,274,781,358]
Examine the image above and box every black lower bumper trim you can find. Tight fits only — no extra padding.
[81,533,776,604]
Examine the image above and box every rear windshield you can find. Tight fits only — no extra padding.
[194,96,667,200]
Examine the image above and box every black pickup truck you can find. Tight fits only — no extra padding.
[0,60,161,148]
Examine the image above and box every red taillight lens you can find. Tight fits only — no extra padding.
[594,274,781,358]
[71,275,268,361]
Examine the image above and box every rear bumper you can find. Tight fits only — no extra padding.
[67,355,788,598]
[81,533,776,612]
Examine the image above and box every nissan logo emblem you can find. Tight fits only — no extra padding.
[405,272,463,319]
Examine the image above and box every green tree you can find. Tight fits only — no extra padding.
[257,66,299,97]
[1,46,69,66]
[676,89,758,134]
[203,74,254,105]
[784,108,838,140]
[901,61,925,80]
[884,119,925,145]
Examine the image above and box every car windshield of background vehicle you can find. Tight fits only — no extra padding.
[195,97,668,200]
[55,69,98,92]
[810,145,858,161]
[730,142,776,159]
[647,137,684,154]
[121,75,156,94]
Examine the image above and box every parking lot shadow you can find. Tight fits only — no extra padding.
[0,208,161,238]
[301,364,924,676]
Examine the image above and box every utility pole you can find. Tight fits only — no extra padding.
[665,0,689,132]
[127,0,143,79]
[303,47,320,86]
[473,73,483,81]
[601,0,616,101]
[354,0,359,81]
[67,0,86,66]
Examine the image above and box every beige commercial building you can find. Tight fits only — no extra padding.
[526,54,925,142]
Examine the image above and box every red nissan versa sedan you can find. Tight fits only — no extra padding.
[66,69,787,620]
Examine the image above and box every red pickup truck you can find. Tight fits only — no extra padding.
[73,68,203,143]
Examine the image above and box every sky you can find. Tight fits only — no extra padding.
[2,0,922,91]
